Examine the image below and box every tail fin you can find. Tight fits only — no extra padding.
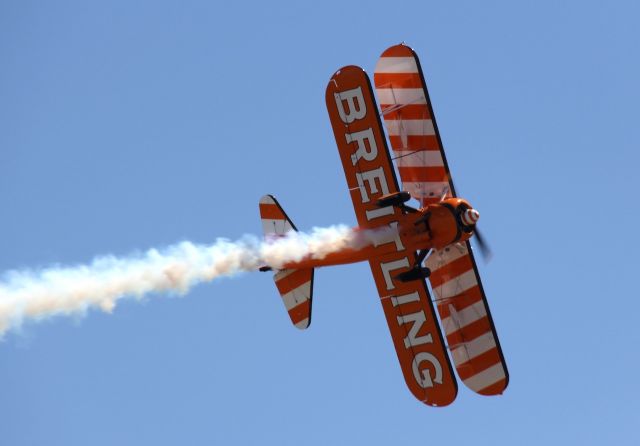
[259,195,314,329]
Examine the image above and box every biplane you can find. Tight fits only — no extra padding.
[259,44,508,406]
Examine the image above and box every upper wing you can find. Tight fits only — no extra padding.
[375,44,509,395]
[373,44,455,207]
[325,65,457,406]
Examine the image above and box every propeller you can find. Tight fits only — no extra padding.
[473,226,493,262]
[440,182,493,263]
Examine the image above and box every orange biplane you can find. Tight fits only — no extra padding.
[259,44,508,406]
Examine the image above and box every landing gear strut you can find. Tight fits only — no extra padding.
[395,266,431,282]
[395,249,431,282]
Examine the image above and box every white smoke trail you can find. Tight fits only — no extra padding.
[0,225,394,336]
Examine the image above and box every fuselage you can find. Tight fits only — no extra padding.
[281,198,478,270]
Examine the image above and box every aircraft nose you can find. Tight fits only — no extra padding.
[461,208,480,226]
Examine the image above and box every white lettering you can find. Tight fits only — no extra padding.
[390,290,420,307]
[334,87,366,124]
[412,352,443,388]
[397,311,433,348]
[355,167,390,203]
[380,258,409,290]
[365,206,394,220]
[347,128,377,165]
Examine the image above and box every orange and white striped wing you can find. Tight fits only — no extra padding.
[373,44,455,207]
[375,44,508,395]
[426,243,509,395]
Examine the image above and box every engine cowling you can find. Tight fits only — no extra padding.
[424,198,479,249]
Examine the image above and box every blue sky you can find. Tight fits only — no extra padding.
[1,1,639,444]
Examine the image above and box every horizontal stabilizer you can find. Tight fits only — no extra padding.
[259,194,296,236]
[274,268,314,329]
[259,194,314,330]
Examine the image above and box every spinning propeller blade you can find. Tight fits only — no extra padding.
[473,226,493,262]
[445,179,492,262]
